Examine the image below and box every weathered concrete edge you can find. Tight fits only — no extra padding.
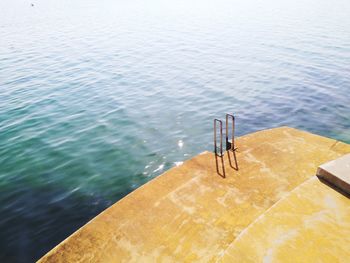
[317,168,350,194]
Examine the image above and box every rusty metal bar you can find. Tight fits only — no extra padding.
[225,114,236,151]
[214,119,223,157]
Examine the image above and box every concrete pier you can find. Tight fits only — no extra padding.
[38,127,350,262]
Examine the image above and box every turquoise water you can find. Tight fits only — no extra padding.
[1,0,350,261]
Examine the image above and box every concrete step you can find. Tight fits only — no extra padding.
[317,153,350,195]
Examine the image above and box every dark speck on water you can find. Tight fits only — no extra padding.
[0,0,350,261]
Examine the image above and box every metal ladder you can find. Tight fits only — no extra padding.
[214,114,236,156]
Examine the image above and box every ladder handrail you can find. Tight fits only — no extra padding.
[214,119,223,156]
[225,114,235,151]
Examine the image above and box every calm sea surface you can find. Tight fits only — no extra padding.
[1,0,350,261]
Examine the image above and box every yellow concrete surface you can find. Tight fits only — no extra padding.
[220,176,350,263]
[38,127,350,262]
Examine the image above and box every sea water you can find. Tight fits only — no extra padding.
[0,0,349,261]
